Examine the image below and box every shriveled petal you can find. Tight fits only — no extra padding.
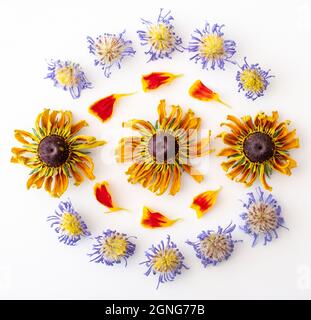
[191,188,221,219]
[224,132,239,144]
[245,171,257,187]
[280,138,300,150]
[40,109,50,133]
[157,99,167,128]
[236,168,251,183]
[142,72,182,92]
[260,165,272,191]
[141,206,179,228]
[50,169,68,198]
[58,111,73,138]
[220,122,243,135]
[157,167,172,195]
[71,137,106,150]
[89,93,134,123]
[70,120,88,135]
[75,160,95,180]
[169,164,181,195]
[277,153,297,169]
[69,164,84,186]
[217,147,238,157]
[14,130,39,145]
[191,134,212,157]
[44,176,53,193]
[123,119,156,134]
[180,109,195,129]
[26,172,41,189]
[148,166,165,193]
[167,105,183,130]
[94,181,123,212]
[11,147,31,157]
[115,136,142,162]
[189,80,230,107]
[48,110,59,132]
[221,159,236,171]
[226,115,248,133]
[272,160,291,175]
[183,164,204,183]
[227,164,245,180]
[165,105,182,130]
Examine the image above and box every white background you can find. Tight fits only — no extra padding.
[0,0,310,300]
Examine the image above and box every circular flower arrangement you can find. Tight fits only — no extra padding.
[11,8,300,289]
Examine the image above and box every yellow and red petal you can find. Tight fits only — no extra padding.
[142,72,182,92]
[191,188,221,219]
[141,206,179,228]
[189,80,230,107]
[94,181,123,212]
[89,93,135,123]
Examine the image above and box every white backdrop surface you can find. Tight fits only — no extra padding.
[0,0,311,299]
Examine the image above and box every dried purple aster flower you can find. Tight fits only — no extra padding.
[137,8,183,62]
[240,187,287,246]
[236,57,274,100]
[186,222,239,267]
[88,229,136,266]
[47,199,91,246]
[188,22,236,70]
[87,30,135,78]
[141,235,188,289]
[45,60,92,99]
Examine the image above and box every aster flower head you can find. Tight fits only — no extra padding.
[45,60,92,99]
[218,111,299,191]
[11,109,105,197]
[240,187,286,246]
[47,199,90,246]
[137,8,183,62]
[186,223,239,267]
[141,235,188,289]
[116,99,211,195]
[188,22,236,70]
[87,30,135,78]
[88,229,136,266]
[236,57,274,100]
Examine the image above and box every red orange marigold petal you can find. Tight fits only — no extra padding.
[142,72,182,92]
[94,181,124,212]
[89,93,135,123]
[191,188,221,219]
[141,206,180,228]
[189,80,230,107]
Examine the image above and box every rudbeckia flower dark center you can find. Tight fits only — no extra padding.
[148,132,179,163]
[243,132,274,163]
[38,135,70,167]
